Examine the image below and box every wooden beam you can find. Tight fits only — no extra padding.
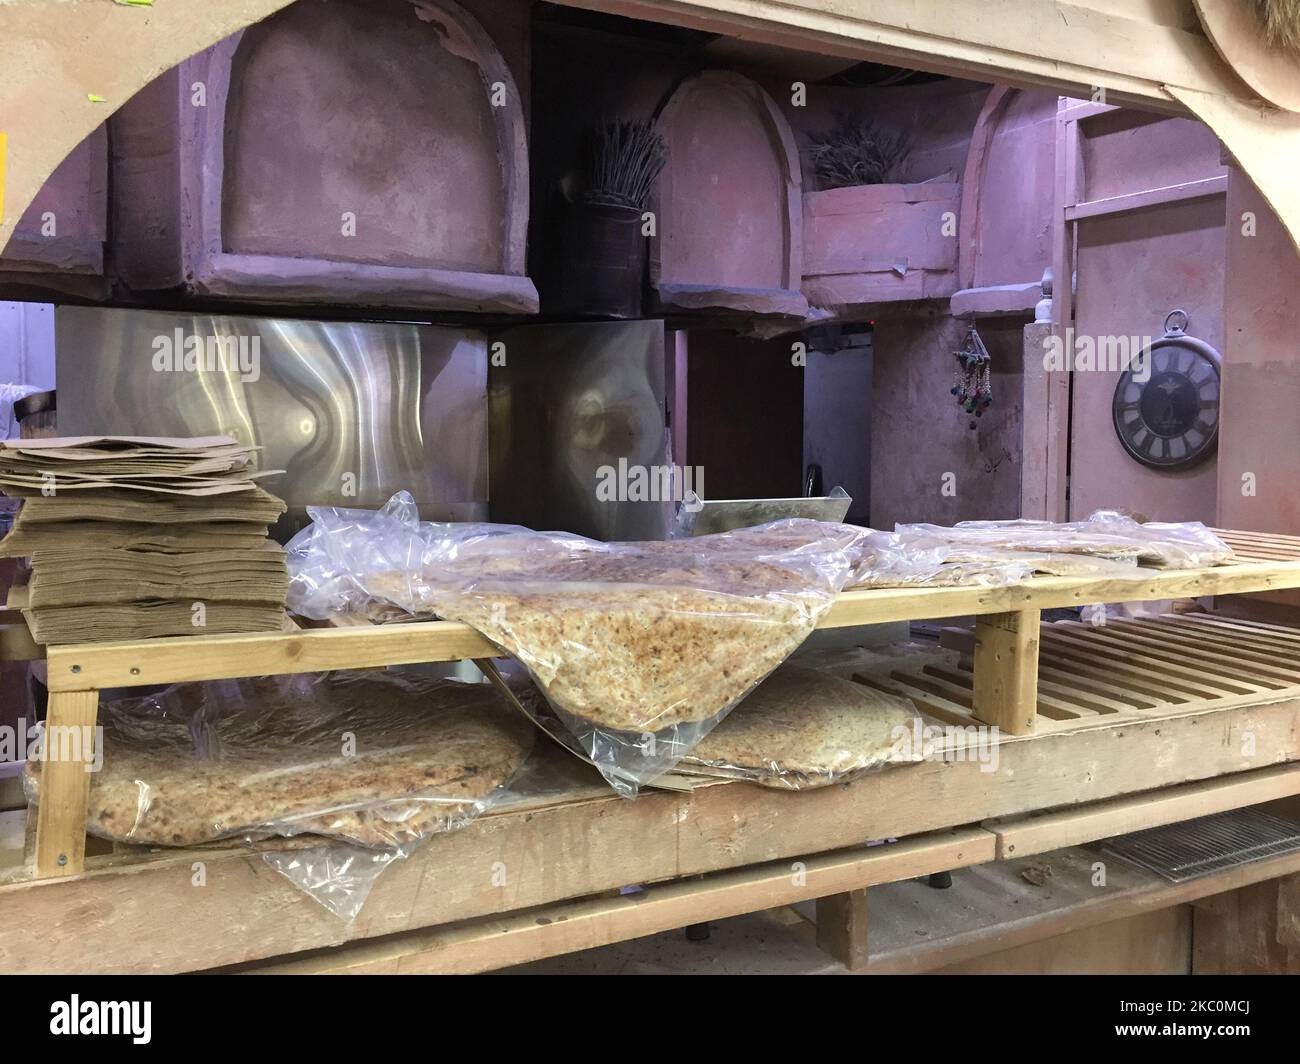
[1065,175,1229,221]
[560,0,1242,107]
[987,763,1300,858]
[816,888,870,970]
[31,690,98,879]
[241,829,989,974]
[973,609,1041,735]
[1047,98,1079,522]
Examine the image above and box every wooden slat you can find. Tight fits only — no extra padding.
[1214,528,1300,552]
[1040,636,1228,701]
[852,673,975,727]
[1135,621,1300,665]
[1138,616,1300,652]
[1114,621,1300,677]
[893,668,975,710]
[1033,675,1129,715]
[1037,662,1163,709]
[1155,614,1300,649]
[1065,175,1228,221]
[1040,627,1276,696]
[1062,620,1300,688]
[43,618,502,692]
[571,0,1242,106]
[921,663,1099,720]
[1182,612,1300,638]
[1038,647,1192,705]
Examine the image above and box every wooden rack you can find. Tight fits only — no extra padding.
[2,528,1300,973]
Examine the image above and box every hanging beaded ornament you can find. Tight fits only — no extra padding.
[951,326,993,429]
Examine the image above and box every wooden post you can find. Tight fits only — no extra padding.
[32,689,99,878]
[816,888,869,970]
[973,608,1040,735]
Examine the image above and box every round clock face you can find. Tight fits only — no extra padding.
[1112,339,1220,469]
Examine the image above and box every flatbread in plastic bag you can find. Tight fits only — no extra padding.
[678,664,921,789]
[24,670,534,849]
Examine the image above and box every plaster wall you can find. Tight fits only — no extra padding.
[0,301,55,397]
[1081,109,1227,201]
[1068,114,1226,523]
[870,310,1023,528]
[1218,170,1300,536]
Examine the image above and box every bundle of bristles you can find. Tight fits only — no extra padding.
[582,120,667,210]
[1252,0,1300,53]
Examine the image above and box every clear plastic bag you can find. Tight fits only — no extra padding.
[674,664,921,789]
[23,670,534,850]
[843,529,1034,589]
[896,510,1233,569]
[284,491,542,623]
[286,497,871,793]
[262,843,402,921]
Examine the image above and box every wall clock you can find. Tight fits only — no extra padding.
[1112,309,1221,470]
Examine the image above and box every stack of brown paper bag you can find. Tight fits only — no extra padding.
[0,436,289,644]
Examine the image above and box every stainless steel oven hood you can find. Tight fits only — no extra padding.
[54,305,487,538]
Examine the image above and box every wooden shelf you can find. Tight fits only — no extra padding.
[5,527,1300,976]
[19,527,1300,695]
[860,612,1300,738]
[4,680,1300,972]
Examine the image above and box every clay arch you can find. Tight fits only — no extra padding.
[651,69,807,316]
[5,0,1300,268]
[179,0,533,307]
[955,85,1057,302]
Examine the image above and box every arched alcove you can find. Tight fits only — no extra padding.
[949,86,1057,317]
[652,70,808,318]
[114,0,537,312]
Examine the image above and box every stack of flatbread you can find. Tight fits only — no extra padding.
[0,436,289,643]
[678,664,920,789]
[23,671,535,848]
[896,512,1234,570]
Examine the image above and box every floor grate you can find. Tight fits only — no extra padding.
[1102,808,1300,883]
